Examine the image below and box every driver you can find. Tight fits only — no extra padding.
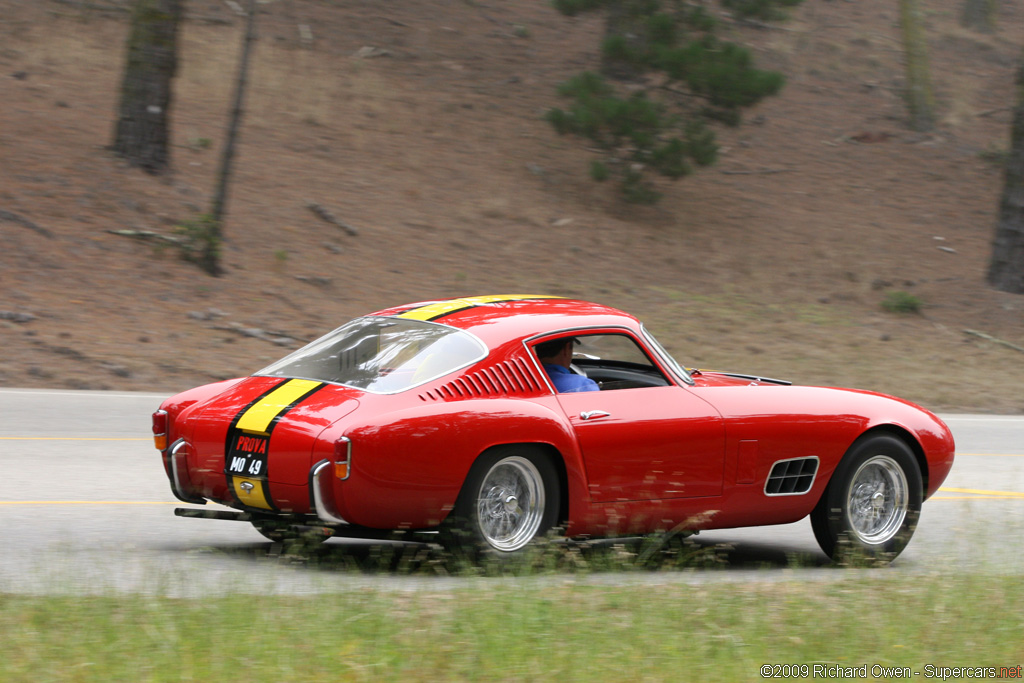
[535,337,600,393]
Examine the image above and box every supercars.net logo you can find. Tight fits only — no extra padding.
[759,664,1022,679]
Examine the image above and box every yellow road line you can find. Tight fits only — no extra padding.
[933,496,1024,500]
[0,437,149,441]
[938,487,1024,498]
[0,501,179,506]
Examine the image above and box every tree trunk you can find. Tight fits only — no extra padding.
[111,0,183,173]
[960,0,996,33]
[600,0,647,81]
[899,0,935,132]
[988,52,1024,294]
[200,0,258,277]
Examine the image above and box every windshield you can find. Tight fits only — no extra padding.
[256,317,488,393]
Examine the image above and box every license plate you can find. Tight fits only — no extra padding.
[226,433,270,478]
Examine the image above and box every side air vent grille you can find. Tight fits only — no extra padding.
[419,357,542,401]
[764,457,819,496]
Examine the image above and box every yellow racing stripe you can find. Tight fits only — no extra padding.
[396,294,560,322]
[235,378,323,434]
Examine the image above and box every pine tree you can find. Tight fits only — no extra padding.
[548,0,793,203]
[988,51,1024,294]
[111,0,183,173]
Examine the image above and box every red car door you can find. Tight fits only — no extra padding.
[556,385,725,502]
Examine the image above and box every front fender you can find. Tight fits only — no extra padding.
[859,397,955,498]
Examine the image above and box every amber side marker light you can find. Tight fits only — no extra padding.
[334,436,352,480]
[152,410,168,451]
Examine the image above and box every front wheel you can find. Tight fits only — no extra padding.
[444,447,561,556]
[811,434,923,564]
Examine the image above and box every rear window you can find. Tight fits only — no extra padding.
[256,317,487,394]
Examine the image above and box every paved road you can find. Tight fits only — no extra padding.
[1,389,1021,595]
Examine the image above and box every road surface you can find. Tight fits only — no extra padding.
[1,389,1021,595]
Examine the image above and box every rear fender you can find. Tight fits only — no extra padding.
[330,398,584,529]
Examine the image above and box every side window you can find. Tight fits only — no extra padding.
[534,333,671,392]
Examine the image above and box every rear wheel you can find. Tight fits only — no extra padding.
[251,518,332,545]
[443,446,560,556]
[811,434,922,563]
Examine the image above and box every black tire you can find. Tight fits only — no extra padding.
[251,518,332,545]
[811,434,923,563]
[442,446,561,557]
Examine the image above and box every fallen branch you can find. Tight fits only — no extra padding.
[295,275,332,287]
[211,322,302,347]
[733,18,800,32]
[0,311,36,323]
[977,106,1012,118]
[719,168,794,176]
[50,0,130,13]
[964,329,1024,355]
[107,228,185,245]
[375,15,409,27]
[1,209,53,238]
[306,202,359,236]
[188,14,234,25]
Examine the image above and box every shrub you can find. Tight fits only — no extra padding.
[548,0,795,203]
[881,291,923,314]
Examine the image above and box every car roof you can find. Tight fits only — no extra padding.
[369,295,642,347]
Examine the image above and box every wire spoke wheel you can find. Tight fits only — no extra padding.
[475,456,545,552]
[810,434,923,563]
[846,455,908,545]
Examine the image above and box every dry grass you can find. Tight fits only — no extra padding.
[1,0,1023,412]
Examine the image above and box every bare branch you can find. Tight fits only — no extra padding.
[106,228,185,245]
[719,168,794,175]
[964,329,1024,355]
[1,209,53,238]
[306,202,360,236]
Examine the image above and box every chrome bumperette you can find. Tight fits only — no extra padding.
[311,459,348,525]
[168,438,206,505]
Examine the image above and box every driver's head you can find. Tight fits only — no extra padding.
[535,337,576,367]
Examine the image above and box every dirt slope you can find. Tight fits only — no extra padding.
[2,0,1023,412]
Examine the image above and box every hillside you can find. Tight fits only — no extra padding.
[2,0,1023,412]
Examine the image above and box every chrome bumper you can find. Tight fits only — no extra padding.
[310,459,348,525]
[167,439,206,505]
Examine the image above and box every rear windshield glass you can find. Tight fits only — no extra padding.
[256,317,487,393]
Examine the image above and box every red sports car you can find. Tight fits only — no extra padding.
[153,295,955,561]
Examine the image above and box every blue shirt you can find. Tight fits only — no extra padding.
[543,364,600,393]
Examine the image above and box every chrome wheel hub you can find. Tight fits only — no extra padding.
[476,456,544,552]
[847,455,909,545]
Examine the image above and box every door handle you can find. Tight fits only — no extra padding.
[579,410,610,421]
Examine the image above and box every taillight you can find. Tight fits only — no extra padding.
[334,436,351,480]
[152,410,168,451]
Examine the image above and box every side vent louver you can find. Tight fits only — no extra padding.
[419,357,542,402]
[764,457,819,496]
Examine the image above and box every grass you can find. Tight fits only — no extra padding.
[0,569,1021,682]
